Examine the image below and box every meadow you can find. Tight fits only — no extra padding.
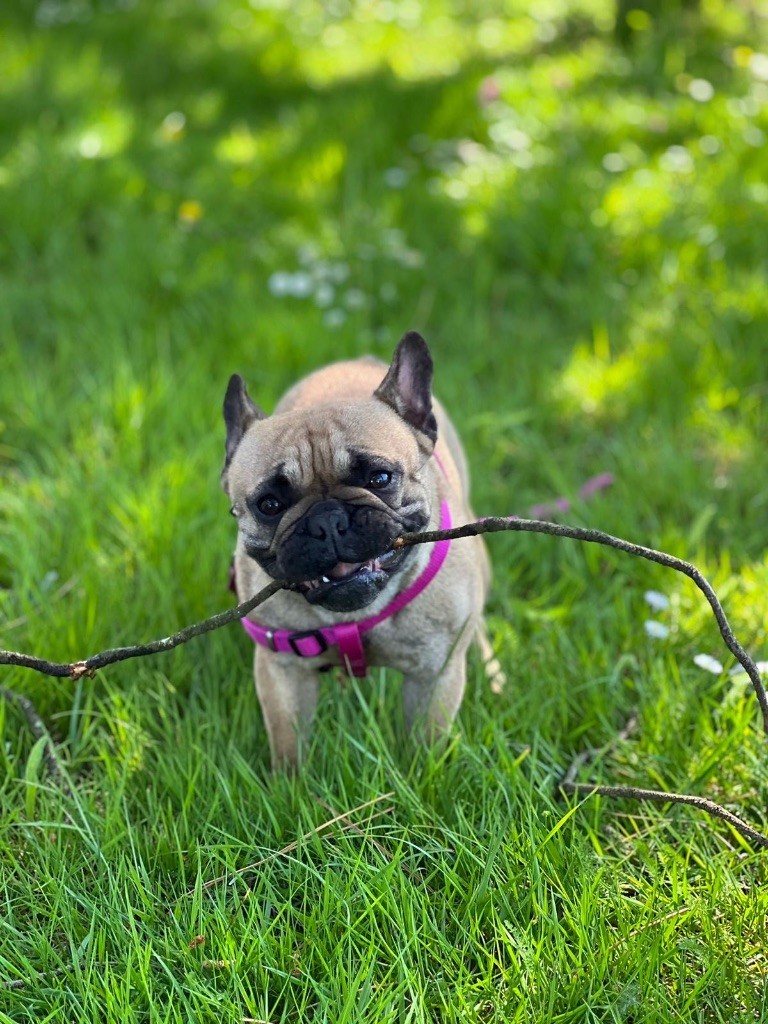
[1,0,768,1019]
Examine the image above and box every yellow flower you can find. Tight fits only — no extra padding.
[178,200,203,225]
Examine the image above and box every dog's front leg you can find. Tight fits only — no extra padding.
[401,621,474,742]
[254,649,319,770]
[402,656,467,743]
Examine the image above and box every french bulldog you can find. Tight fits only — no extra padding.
[222,331,498,768]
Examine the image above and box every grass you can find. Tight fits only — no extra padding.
[1,0,768,1019]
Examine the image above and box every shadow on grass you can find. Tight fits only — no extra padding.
[1,0,766,566]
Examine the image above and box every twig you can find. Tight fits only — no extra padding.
[559,780,768,850]
[0,686,71,797]
[394,516,768,734]
[1,516,765,734]
[558,714,768,850]
[190,792,395,896]
[0,579,285,679]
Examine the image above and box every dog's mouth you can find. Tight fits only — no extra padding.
[297,547,407,610]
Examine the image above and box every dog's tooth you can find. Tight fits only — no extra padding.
[322,575,331,584]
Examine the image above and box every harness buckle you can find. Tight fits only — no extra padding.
[287,629,329,658]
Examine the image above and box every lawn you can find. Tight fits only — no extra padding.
[1,0,768,1020]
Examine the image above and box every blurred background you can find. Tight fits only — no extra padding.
[1,0,767,709]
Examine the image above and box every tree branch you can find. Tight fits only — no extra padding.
[1,516,765,737]
[557,714,768,851]
[558,780,768,850]
[0,686,71,796]
[394,515,768,734]
[0,579,285,679]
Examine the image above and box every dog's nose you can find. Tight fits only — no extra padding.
[305,502,349,541]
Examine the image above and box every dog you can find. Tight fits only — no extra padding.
[222,331,499,768]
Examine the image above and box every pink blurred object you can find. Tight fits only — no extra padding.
[578,472,615,500]
[528,472,614,519]
[478,76,501,105]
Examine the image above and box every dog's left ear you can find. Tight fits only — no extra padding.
[223,373,266,471]
[374,331,438,447]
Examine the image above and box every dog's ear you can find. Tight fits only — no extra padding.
[374,331,438,447]
[223,373,265,471]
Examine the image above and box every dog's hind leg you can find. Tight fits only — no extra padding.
[254,650,319,770]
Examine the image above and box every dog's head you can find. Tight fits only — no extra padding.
[221,332,438,613]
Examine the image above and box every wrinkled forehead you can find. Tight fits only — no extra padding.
[228,399,419,491]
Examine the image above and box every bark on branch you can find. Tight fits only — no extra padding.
[557,715,768,850]
[559,780,768,850]
[0,579,285,679]
[1,516,765,735]
[395,516,768,734]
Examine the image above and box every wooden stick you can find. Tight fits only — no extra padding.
[1,516,765,733]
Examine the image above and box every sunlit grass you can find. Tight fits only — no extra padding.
[1,0,768,1020]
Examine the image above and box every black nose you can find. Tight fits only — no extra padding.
[304,501,349,541]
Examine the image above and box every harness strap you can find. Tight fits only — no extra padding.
[240,498,452,678]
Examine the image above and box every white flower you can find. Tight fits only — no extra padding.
[644,620,670,640]
[384,167,409,189]
[660,145,694,174]
[327,262,350,284]
[688,78,714,102]
[268,271,292,297]
[287,272,313,298]
[78,132,103,159]
[644,590,670,612]
[693,654,723,675]
[268,271,312,298]
[602,152,627,173]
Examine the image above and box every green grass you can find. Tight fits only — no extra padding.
[2,0,768,1020]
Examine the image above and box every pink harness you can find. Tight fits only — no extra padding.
[240,499,452,678]
[236,463,613,679]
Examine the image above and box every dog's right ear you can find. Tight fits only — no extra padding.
[222,373,265,474]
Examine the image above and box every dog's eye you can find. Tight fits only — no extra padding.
[368,470,392,490]
[256,494,285,516]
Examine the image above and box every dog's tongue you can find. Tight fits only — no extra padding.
[327,561,364,580]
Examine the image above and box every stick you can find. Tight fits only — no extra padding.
[0,579,285,679]
[394,516,768,734]
[1,516,765,735]
[558,715,768,850]
[0,686,71,796]
[558,780,768,850]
